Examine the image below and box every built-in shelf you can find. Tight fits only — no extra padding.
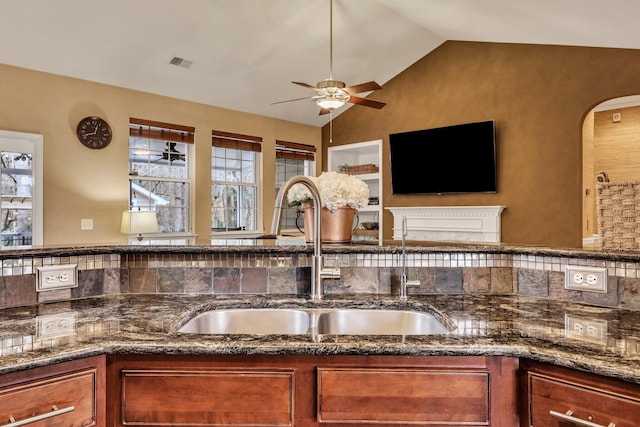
[353,229,379,236]
[352,172,380,181]
[359,205,380,213]
[328,140,382,242]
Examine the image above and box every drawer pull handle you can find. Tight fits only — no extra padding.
[4,405,75,427]
[550,409,616,427]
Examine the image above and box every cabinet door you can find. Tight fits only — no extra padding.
[120,368,295,426]
[318,367,490,424]
[110,354,518,427]
[528,373,640,427]
[0,356,105,427]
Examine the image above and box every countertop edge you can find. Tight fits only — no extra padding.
[3,243,640,262]
[1,339,638,386]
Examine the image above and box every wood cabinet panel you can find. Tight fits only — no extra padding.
[109,354,518,427]
[318,368,489,424]
[521,360,640,427]
[120,368,294,426]
[528,374,640,427]
[0,356,105,427]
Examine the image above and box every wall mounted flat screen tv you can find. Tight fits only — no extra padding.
[389,120,497,194]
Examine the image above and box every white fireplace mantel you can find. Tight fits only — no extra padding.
[386,206,505,244]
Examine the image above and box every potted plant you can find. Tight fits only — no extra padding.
[287,171,369,243]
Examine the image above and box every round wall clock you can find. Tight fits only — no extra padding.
[76,116,112,149]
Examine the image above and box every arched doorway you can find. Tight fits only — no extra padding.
[582,95,640,248]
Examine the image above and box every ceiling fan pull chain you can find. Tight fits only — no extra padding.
[330,110,338,143]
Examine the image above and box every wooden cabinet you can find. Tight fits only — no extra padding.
[119,367,294,426]
[327,139,383,242]
[0,355,105,427]
[520,360,640,427]
[108,354,519,427]
[318,368,490,424]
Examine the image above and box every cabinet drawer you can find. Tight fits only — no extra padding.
[318,368,490,424]
[0,367,100,427]
[529,373,640,427]
[120,368,294,426]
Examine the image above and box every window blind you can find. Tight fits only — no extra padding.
[212,130,262,152]
[129,118,195,143]
[275,140,316,161]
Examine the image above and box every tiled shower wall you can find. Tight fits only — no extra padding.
[0,251,639,310]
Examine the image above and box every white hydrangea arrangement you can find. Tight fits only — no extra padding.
[287,171,370,212]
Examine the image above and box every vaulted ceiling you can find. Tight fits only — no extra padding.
[1,0,640,126]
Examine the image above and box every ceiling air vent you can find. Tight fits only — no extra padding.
[169,57,193,69]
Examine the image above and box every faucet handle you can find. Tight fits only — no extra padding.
[320,266,341,280]
[402,215,408,237]
[401,274,420,287]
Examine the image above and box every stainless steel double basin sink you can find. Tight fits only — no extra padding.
[178,307,450,336]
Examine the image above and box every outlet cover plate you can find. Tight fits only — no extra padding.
[565,314,607,343]
[564,265,607,293]
[36,312,77,338]
[36,264,78,292]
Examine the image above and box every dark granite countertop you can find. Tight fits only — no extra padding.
[3,240,640,261]
[1,294,639,384]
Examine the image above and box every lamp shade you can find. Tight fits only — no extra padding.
[121,210,159,237]
[316,98,346,110]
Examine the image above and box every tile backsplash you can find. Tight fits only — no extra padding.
[0,250,638,310]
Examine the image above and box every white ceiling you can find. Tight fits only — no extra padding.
[1,0,640,127]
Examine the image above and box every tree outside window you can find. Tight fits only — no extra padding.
[1,151,33,247]
[275,140,316,231]
[211,131,261,233]
[128,118,193,236]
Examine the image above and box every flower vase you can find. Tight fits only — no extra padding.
[301,201,356,243]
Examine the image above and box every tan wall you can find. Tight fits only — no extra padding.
[594,106,640,182]
[0,64,321,246]
[323,41,640,248]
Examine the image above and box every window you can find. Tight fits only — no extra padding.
[0,131,43,248]
[128,118,194,236]
[211,131,261,233]
[275,140,316,231]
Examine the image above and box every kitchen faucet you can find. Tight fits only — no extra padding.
[400,215,420,300]
[271,176,340,300]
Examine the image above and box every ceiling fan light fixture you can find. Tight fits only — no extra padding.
[316,98,346,110]
[315,87,350,110]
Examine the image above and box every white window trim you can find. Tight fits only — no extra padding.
[0,130,43,247]
[128,141,192,238]
[211,149,262,238]
[277,159,315,235]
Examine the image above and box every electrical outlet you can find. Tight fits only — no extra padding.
[36,312,77,338]
[565,314,607,343]
[36,264,78,292]
[564,265,607,293]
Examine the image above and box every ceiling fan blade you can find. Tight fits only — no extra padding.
[292,81,320,91]
[348,96,386,109]
[271,96,312,105]
[344,81,382,95]
[319,108,332,116]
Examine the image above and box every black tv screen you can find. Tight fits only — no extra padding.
[389,120,497,194]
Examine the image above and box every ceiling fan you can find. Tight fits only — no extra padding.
[151,142,185,163]
[273,0,386,116]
